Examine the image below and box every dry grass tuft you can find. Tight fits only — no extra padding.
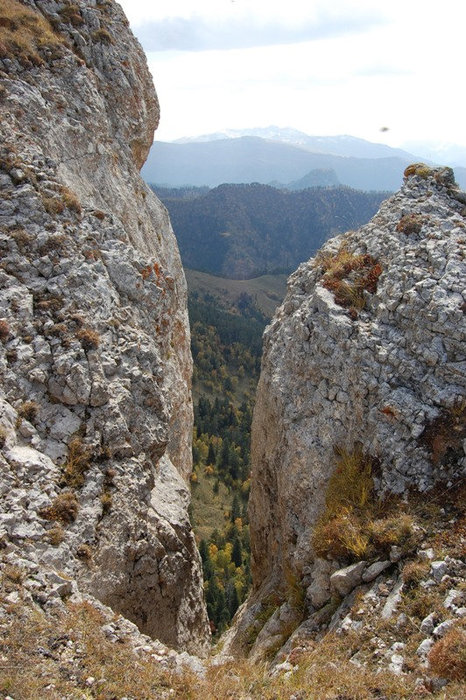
[420,398,466,466]
[17,399,39,423]
[312,445,420,562]
[429,624,466,681]
[404,163,433,179]
[62,435,93,489]
[76,326,100,350]
[42,195,65,215]
[396,213,425,235]
[39,491,79,524]
[60,185,82,214]
[45,524,65,546]
[402,559,430,589]
[0,318,9,342]
[316,244,382,318]
[0,0,64,66]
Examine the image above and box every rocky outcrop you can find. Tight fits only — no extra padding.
[0,0,209,654]
[223,164,465,659]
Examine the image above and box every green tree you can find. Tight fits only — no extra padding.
[232,536,242,567]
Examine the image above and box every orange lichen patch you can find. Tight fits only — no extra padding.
[380,405,398,419]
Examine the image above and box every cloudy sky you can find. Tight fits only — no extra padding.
[118,0,465,153]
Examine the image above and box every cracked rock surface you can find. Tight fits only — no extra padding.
[249,165,466,597]
[0,0,209,655]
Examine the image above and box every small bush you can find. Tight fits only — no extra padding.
[100,491,112,515]
[316,244,382,317]
[10,228,32,253]
[0,319,9,342]
[404,163,433,179]
[402,589,438,621]
[313,508,370,560]
[40,491,79,524]
[45,524,65,546]
[396,213,425,235]
[429,625,466,681]
[284,567,306,614]
[92,28,113,44]
[17,400,39,423]
[76,326,100,351]
[0,426,7,448]
[63,436,93,489]
[58,5,83,26]
[402,560,430,589]
[76,543,92,560]
[61,185,81,214]
[3,564,24,584]
[312,445,375,560]
[312,445,422,563]
[420,399,466,466]
[325,444,374,513]
[42,196,65,215]
[366,513,418,557]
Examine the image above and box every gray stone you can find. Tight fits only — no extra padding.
[381,580,404,619]
[417,638,434,657]
[418,547,435,561]
[362,560,391,582]
[431,561,448,582]
[330,561,366,596]
[433,620,454,638]
[420,612,436,634]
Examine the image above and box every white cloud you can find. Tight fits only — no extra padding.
[118,0,466,153]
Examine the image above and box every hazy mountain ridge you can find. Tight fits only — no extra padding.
[176,126,418,160]
[143,130,466,191]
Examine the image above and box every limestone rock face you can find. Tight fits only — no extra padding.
[0,0,209,654]
[249,165,465,603]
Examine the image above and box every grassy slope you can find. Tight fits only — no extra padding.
[185,269,288,319]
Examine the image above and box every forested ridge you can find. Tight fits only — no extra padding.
[155,183,389,279]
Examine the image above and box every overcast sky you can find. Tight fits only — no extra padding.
[118,0,466,151]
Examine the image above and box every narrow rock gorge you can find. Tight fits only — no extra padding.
[0,0,209,656]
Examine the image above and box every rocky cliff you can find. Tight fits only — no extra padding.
[222,164,466,665]
[0,0,209,655]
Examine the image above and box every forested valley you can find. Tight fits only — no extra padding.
[187,278,284,635]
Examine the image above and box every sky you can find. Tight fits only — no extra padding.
[117,0,466,154]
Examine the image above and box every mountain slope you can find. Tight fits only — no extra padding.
[222,165,466,678]
[143,136,415,191]
[155,183,389,278]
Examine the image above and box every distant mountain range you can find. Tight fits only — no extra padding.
[154,182,388,279]
[143,128,466,191]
